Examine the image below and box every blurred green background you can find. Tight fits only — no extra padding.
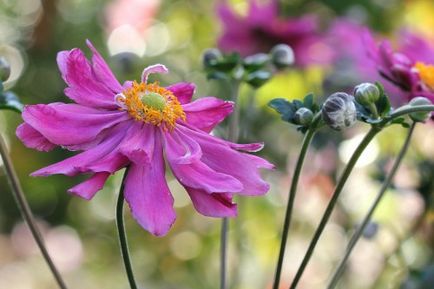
[1,0,434,288]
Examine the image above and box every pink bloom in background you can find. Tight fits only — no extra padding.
[217,0,333,67]
[365,30,434,104]
[16,41,273,236]
[105,0,160,34]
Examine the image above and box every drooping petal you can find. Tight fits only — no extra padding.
[164,129,243,193]
[118,122,155,165]
[57,48,118,109]
[16,123,56,152]
[86,40,123,93]
[123,137,176,236]
[32,122,131,177]
[22,103,129,149]
[182,97,234,132]
[166,82,196,104]
[141,64,168,84]
[182,126,273,196]
[67,172,111,200]
[186,187,237,217]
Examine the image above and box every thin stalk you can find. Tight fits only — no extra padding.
[272,114,321,289]
[289,127,380,289]
[116,167,138,289]
[0,133,67,289]
[220,81,241,289]
[326,122,416,289]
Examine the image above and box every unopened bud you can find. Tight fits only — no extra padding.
[0,57,11,82]
[294,107,314,126]
[354,83,380,106]
[203,48,222,68]
[322,92,357,130]
[408,96,432,122]
[270,44,294,69]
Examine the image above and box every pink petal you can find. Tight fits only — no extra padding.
[32,122,131,177]
[141,64,168,83]
[57,48,118,109]
[166,82,196,104]
[124,137,176,236]
[67,172,111,200]
[186,187,237,217]
[182,126,273,196]
[22,103,129,149]
[16,123,56,152]
[86,40,123,93]
[164,130,243,193]
[118,122,156,164]
[182,97,234,133]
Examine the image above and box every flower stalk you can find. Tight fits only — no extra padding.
[0,133,68,289]
[272,113,321,289]
[220,80,241,289]
[326,122,417,289]
[116,167,138,289]
[289,126,380,289]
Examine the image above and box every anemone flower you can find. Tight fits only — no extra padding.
[16,41,273,236]
[217,0,332,67]
[365,30,434,104]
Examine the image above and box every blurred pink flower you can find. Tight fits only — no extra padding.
[105,0,160,34]
[365,30,434,104]
[16,41,273,236]
[217,0,332,67]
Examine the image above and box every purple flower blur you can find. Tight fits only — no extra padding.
[217,0,332,67]
[16,41,273,236]
[365,30,434,104]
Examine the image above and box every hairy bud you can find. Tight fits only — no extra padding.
[202,48,222,68]
[322,92,357,130]
[270,44,294,69]
[294,107,314,126]
[408,96,432,122]
[354,82,380,106]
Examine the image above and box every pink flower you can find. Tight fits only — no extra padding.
[16,41,273,236]
[217,0,332,67]
[365,30,434,104]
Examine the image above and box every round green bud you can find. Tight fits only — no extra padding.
[354,82,380,106]
[294,107,314,126]
[408,96,432,122]
[202,48,222,68]
[0,57,11,82]
[270,44,294,69]
[322,92,357,130]
[140,92,166,111]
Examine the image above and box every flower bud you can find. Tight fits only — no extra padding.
[294,107,314,126]
[408,96,432,122]
[322,92,357,130]
[202,48,222,68]
[354,82,380,106]
[270,44,294,69]
[0,57,11,82]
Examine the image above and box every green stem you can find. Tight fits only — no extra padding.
[116,167,138,289]
[383,105,434,124]
[220,81,241,289]
[0,133,68,289]
[289,127,380,289]
[326,122,416,289]
[272,114,321,289]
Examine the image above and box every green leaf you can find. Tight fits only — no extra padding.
[268,98,295,122]
[292,99,303,110]
[242,53,270,72]
[0,91,23,113]
[374,82,391,116]
[206,71,228,81]
[303,93,314,109]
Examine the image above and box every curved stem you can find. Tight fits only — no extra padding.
[383,105,434,124]
[272,114,321,289]
[289,127,380,289]
[0,133,68,289]
[220,80,241,289]
[326,122,416,289]
[116,167,138,289]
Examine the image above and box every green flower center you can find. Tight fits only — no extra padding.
[140,92,166,111]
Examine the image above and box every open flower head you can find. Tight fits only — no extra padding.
[16,41,273,236]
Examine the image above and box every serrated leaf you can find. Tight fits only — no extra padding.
[293,99,303,110]
[268,98,295,122]
[0,91,23,113]
[303,93,314,109]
